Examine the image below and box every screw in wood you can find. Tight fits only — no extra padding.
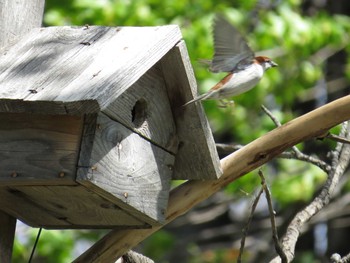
[58,172,65,178]
[11,172,17,178]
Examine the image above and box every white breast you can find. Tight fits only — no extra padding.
[219,63,264,97]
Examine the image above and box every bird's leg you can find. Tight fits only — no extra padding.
[218,99,235,108]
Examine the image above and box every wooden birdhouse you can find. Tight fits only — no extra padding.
[0,25,221,229]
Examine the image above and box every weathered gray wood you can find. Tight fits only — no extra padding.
[0,113,83,185]
[0,25,182,115]
[104,65,177,153]
[0,186,70,227]
[0,0,45,50]
[0,185,148,229]
[0,210,16,263]
[0,0,44,259]
[160,41,222,179]
[0,99,100,116]
[77,113,174,225]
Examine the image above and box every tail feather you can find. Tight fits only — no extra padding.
[182,91,214,107]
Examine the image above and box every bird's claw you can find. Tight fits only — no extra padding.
[218,100,235,108]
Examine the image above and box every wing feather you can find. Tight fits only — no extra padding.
[210,15,254,73]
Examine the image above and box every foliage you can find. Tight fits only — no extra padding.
[12,0,350,262]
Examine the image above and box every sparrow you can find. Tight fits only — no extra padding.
[183,15,278,106]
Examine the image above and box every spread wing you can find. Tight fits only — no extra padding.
[210,15,255,73]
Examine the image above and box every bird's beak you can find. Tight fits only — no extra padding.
[271,61,278,67]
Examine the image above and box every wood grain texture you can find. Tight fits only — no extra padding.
[0,25,182,115]
[0,210,16,263]
[73,94,350,263]
[0,113,83,185]
[160,40,222,180]
[77,113,174,225]
[103,65,177,153]
[0,186,70,227]
[0,185,147,229]
[0,99,100,116]
[0,0,45,50]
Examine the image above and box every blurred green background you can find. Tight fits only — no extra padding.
[13,0,350,262]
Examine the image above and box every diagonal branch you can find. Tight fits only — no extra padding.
[74,95,350,263]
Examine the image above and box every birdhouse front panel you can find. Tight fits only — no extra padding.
[77,113,174,226]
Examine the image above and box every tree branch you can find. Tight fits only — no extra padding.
[259,170,287,263]
[238,185,264,263]
[270,121,350,262]
[74,95,350,263]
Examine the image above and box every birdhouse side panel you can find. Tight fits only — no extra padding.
[77,112,174,225]
[160,41,222,180]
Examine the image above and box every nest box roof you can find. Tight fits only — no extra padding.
[0,25,184,114]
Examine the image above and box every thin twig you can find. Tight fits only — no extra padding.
[237,187,264,263]
[261,105,282,126]
[258,170,288,263]
[279,151,331,173]
[216,143,243,155]
[261,105,303,154]
[216,143,331,173]
[324,133,350,145]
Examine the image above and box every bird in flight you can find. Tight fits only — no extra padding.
[183,15,278,106]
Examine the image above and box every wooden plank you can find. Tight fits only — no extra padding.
[103,65,178,153]
[0,25,182,115]
[0,186,68,227]
[0,210,16,263]
[77,113,174,225]
[160,40,222,180]
[0,99,100,116]
[0,113,83,185]
[5,185,148,229]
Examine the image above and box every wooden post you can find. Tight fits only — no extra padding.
[0,0,45,49]
[0,211,16,263]
[0,0,45,261]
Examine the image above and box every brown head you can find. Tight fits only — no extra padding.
[254,56,278,71]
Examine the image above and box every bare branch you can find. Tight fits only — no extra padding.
[279,151,331,173]
[324,133,350,145]
[259,170,287,263]
[237,186,264,263]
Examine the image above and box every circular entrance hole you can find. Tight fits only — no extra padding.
[131,98,147,127]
